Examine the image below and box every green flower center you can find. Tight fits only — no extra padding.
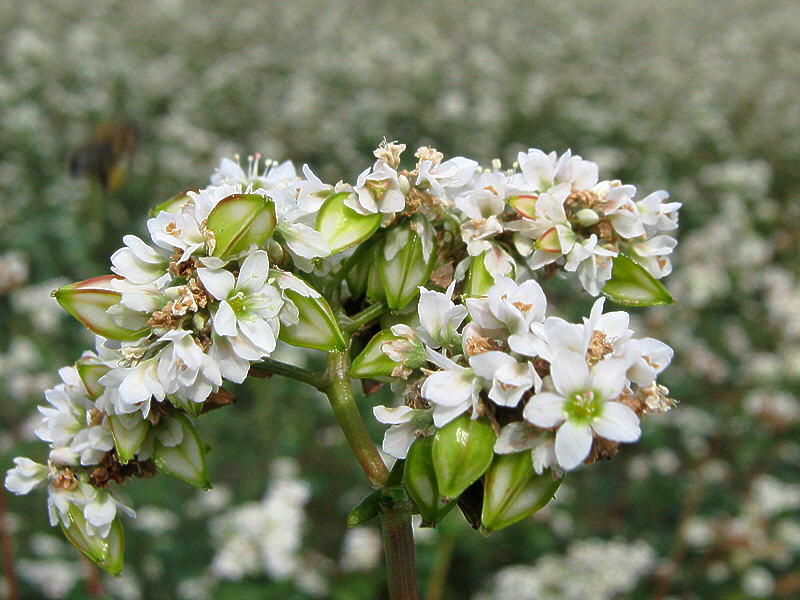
[228,290,248,315]
[564,389,603,424]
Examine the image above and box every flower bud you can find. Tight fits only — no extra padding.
[403,436,457,524]
[432,414,496,499]
[365,261,386,303]
[205,193,277,259]
[602,254,674,307]
[534,226,565,253]
[507,194,537,219]
[60,504,125,575]
[76,359,110,400]
[152,413,210,489]
[379,215,437,310]
[148,189,195,217]
[574,207,601,227]
[481,452,561,531]
[346,490,381,527]
[54,276,150,341]
[109,414,150,464]
[464,253,494,297]
[350,329,404,379]
[315,192,381,254]
[273,270,347,351]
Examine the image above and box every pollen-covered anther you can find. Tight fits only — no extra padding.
[188,277,209,308]
[148,301,183,330]
[404,187,445,219]
[168,250,199,278]
[54,468,78,491]
[414,146,443,165]
[374,139,406,168]
[639,382,675,414]
[165,221,182,236]
[88,407,105,427]
[588,436,619,463]
[464,335,503,357]
[566,189,601,210]
[512,301,533,313]
[586,330,614,365]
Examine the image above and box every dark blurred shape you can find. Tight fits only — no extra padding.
[69,121,138,192]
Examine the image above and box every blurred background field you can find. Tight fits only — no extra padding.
[1,0,799,598]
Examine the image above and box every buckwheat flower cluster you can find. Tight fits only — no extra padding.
[448,149,680,295]
[7,141,679,571]
[373,278,674,473]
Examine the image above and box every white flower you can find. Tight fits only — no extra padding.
[456,171,508,255]
[493,423,560,476]
[110,235,171,286]
[36,366,114,466]
[416,156,478,203]
[156,329,222,404]
[416,282,467,350]
[466,277,547,342]
[147,211,206,262]
[469,351,540,407]
[348,159,406,215]
[99,358,166,417]
[5,457,47,495]
[627,235,678,278]
[636,190,680,232]
[296,164,333,213]
[372,405,432,459]
[512,148,598,193]
[198,250,283,367]
[523,352,639,470]
[420,348,482,427]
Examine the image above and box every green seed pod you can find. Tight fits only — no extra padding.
[481,452,561,531]
[432,414,496,499]
[109,414,150,464]
[404,436,457,525]
[148,189,195,217]
[601,254,674,307]
[152,413,211,489]
[59,503,125,575]
[272,270,347,351]
[315,191,382,254]
[54,276,150,341]
[378,215,437,310]
[205,193,277,259]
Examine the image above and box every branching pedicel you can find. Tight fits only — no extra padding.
[6,141,679,596]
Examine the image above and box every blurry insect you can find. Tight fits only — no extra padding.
[69,121,138,193]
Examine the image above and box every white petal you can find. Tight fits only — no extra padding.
[197,268,235,300]
[238,317,277,354]
[213,301,238,337]
[373,405,415,425]
[468,351,513,379]
[237,251,269,293]
[589,358,629,400]
[382,423,417,459]
[549,352,590,395]
[494,422,539,454]
[523,392,566,428]
[421,370,475,407]
[432,403,467,428]
[554,421,593,470]
[592,402,641,443]
[84,493,116,529]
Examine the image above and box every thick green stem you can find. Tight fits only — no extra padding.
[342,301,387,333]
[250,357,325,390]
[380,489,419,600]
[323,351,390,487]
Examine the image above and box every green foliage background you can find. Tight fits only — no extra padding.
[1,1,799,598]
